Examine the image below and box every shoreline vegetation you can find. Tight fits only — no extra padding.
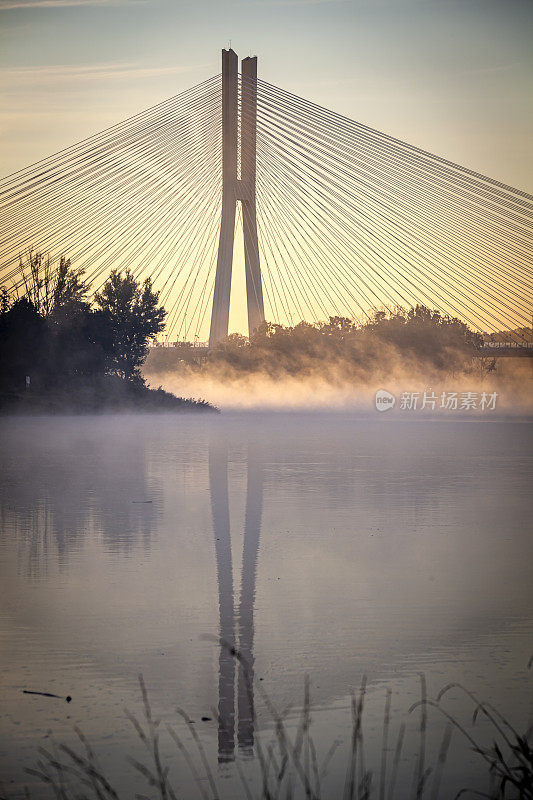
[2,252,531,414]
[0,376,217,415]
[10,660,533,800]
[147,307,487,382]
[142,315,532,414]
[0,255,217,415]
[144,314,531,396]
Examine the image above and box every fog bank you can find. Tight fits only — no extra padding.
[144,357,533,414]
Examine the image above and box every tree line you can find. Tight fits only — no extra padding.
[2,251,487,398]
[201,306,484,377]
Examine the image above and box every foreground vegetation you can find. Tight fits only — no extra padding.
[0,253,215,413]
[11,658,533,800]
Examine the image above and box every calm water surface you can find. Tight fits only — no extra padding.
[0,413,532,798]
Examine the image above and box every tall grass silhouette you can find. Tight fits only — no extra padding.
[10,648,533,800]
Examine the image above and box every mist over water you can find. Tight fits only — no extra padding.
[1,411,532,797]
[144,355,533,414]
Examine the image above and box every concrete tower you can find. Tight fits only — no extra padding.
[208,49,265,349]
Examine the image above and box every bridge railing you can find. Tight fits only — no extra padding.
[483,342,533,349]
[150,341,209,349]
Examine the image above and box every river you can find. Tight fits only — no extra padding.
[0,413,532,798]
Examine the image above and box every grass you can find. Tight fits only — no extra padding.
[4,649,532,800]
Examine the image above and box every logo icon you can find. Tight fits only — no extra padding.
[375,389,395,412]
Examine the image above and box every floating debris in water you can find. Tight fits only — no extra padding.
[23,690,71,702]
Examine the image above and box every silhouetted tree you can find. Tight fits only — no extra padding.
[94,269,166,381]
[17,251,89,317]
[1,256,113,394]
[362,305,482,369]
[0,287,10,315]
[0,298,47,391]
[46,303,113,382]
[52,256,90,310]
[1,258,215,412]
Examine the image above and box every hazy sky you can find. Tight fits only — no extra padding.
[1,0,532,189]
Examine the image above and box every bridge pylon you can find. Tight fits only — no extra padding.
[208,49,265,349]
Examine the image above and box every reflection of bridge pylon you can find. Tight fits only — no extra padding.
[209,437,263,761]
[208,49,265,349]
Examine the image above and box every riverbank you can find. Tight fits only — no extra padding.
[0,375,218,414]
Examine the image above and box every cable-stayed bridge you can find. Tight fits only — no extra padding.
[1,49,531,351]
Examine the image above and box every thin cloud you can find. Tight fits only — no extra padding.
[0,0,147,10]
[2,61,207,85]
